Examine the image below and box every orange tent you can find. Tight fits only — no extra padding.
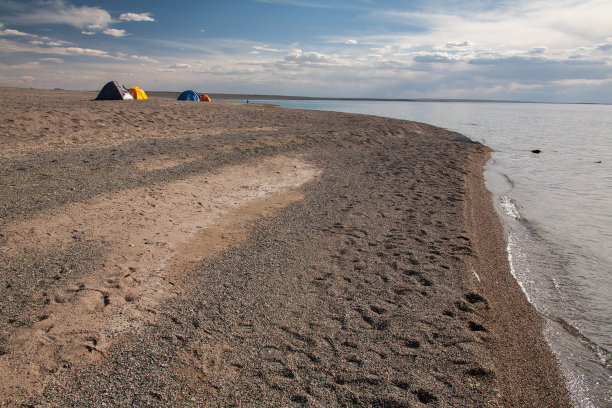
[199,93,212,102]
[129,86,148,99]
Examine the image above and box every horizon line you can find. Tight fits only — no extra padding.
[2,86,608,105]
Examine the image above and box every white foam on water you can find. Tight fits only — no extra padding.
[564,365,597,408]
[506,236,531,303]
[500,195,521,220]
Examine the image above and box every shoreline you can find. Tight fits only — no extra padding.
[462,149,572,407]
[0,88,571,406]
[148,90,606,105]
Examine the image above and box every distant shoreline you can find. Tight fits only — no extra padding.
[153,91,603,105]
[208,93,529,104]
[0,87,604,105]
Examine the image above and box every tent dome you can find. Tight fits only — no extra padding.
[177,90,200,101]
[129,86,148,99]
[199,93,212,102]
[95,81,131,100]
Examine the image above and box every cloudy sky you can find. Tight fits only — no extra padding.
[1,0,611,103]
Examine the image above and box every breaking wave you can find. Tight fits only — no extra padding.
[500,195,521,220]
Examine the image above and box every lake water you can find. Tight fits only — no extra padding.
[252,99,611,407]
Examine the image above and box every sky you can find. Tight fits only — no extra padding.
[1,0,611,103]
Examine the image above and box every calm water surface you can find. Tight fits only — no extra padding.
[253,99,611,407]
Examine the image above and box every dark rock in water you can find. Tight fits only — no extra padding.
[594,160,603,164]
[531,149,542,154]
[452,135,480,144]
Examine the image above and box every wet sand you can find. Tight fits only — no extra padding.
[0,88,571,407]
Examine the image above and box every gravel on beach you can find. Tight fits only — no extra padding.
[0,88,571,407]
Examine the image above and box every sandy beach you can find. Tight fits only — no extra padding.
[0,88,571,407]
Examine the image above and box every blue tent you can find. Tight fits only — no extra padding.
[177,90,200,101]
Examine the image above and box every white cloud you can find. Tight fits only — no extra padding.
[413,52,461,64]
[167,63,191,69]
[64,47,111,57]
[445,40,472,48]
[0,28,37,37]
[597,38,612,51]
[345,39,357,45]
[81,31,95,35]
[551,78,612,86]
[366,0,612,54]
[12,1,113,29]
[40,57,63,63]
[253,45,286,53]
[284,49,329,63]
[47,40,71,46]
[119,12,155,22]
[103,29,127,37]
[0,38,117,60]
[131,55,160,63]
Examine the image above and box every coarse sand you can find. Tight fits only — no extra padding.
[0,88,571,407]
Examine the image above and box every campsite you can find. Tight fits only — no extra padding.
[95,82,213,103]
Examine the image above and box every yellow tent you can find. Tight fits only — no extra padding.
[129,86,148,99]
